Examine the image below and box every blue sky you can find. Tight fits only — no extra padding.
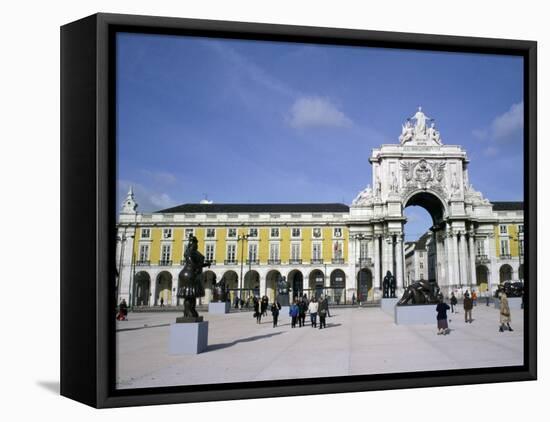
[116,33,524,241]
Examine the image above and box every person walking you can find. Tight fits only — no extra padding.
[321,296,331,318]
[298,299,307,327]
[160,297,164,307]
[271,300,281,328]
[352,293,356,306]
[450,292,458,314]
[499,292,514,332]
[308,297,319,328]
[318,296,328,329]
[289,301,299,328]
[485,289,491,306]
[261,295,268,317]
[436,297,450,335]
[463,291,473,323]
[472,290,478,306]
[253,296,262,324]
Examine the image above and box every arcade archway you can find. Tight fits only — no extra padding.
[330,269,346,304]
[357,268,373,302]
[499,264,513,283]
[155,271,172,306]
[308,269,325,299]
[288,269,303,299]
[133,271,151,306]
[266,270,281,302]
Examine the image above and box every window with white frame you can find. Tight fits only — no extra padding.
[205,243,215,262]
[227,228,237,238]
[312,228,322,238]
[184,228,194,239]
[248,243,258,261]
[419,262,424,269]
[161,244,172,261]
[476,239,485,255]
[518,224,524,233]
[334,227,342,238]
[248,228,258,238]
[359,240,368,260]
[141,228,151,239]
[269,243,280,260]
[291,243,301,260]
[312,242,322,260]
[138,244,149,261]
[291,228,301,238]
[499,225,508,235]
[500,239,509,256]
[333,240,343,259]
[226,243,236,262]
[206,228,216,238]
[270,227,279,238]
[162,228,173,239]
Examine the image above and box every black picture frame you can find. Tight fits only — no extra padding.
[60,12,537,408]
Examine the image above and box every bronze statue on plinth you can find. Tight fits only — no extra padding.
[176,235,211,322]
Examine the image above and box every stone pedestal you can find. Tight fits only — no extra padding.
[208,301,230,314]
[395,304,436,325]
[169,321,208,355]
[277,294,290,307]
[494,297,523,310]
[280,306,290,316]
[381,298,399,315]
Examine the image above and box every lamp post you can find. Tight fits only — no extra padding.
[238,233,250,299]
[116,228,128,304]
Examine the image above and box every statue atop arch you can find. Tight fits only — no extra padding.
[399,107,442,145]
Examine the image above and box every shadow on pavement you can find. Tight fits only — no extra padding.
[117,323,170,332]
[208,332,284,351]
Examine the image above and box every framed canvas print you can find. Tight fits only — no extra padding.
[60,13,537,408]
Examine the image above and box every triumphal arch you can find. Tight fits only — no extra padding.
[350,107,497,295]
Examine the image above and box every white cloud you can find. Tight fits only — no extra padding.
[472,101,523,143]
[288,96,352,129]
[491,101,523,140]
[140,170,177,185]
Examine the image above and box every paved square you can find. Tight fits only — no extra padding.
[116,305,523,389]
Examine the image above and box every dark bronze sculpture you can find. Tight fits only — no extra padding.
[212,275,230,302]
[496,281,523,298]
[389,273,397,298]
[277,275,290,306]
[176,235,211,322]
[397,279,441,305]
[383,271,396,298]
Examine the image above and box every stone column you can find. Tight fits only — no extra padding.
[374,235,381,289]
[468,232,476,287]
[150,271,157,307]
[487,234,498,292]
[451,230,460,288]
[395,234,404,288]
[459,232,469,288]
[444,231,454,288]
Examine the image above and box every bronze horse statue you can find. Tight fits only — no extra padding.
[176,235,211,322]
[397,279,441,305]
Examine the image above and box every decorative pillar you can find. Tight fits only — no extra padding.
[468,232,476,287]
[443,231,453,288]
[395,234,404,288]
[374,235,381,289]
[459,231,469,288]
[451,229,460,288]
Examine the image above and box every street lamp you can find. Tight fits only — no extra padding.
[238,233,250,299]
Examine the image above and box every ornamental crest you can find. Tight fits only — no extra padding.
[400,159,447,193]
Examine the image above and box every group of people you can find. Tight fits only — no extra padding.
[288,295,331,329]
[436,290,514,335]
[252,295,270,324]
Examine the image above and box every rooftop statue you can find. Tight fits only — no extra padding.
[410,106,432,134]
